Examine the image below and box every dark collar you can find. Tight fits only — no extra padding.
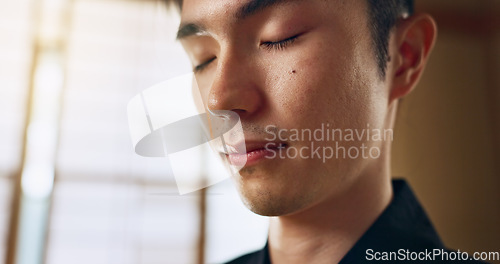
[339,179,445,263]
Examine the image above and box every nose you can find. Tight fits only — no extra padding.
[207,52,264,118]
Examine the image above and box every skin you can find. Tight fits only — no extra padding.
[179,0,437,263]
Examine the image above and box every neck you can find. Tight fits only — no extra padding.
[267,155,393,264]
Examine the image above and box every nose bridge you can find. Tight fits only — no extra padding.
[207,48,262,115]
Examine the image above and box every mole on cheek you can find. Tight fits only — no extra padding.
[287,69,297,81]
[289,70,297,81]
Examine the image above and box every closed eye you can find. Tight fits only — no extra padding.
[194,57,216,73]
[193,34,300,72]
[261,34,300,51]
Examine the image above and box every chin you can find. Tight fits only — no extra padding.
[236,183,314,217]
[232,159,322,216]
[243,199,295,217]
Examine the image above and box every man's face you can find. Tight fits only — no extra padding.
[180,0,391,216]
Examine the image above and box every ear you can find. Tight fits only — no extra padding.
[389,13,437,104]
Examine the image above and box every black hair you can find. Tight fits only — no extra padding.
[166,0,414,78]
[366,0,414,78]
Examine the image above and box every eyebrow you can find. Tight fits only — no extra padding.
[176,0,290,40]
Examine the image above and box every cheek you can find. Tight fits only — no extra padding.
[269,52,351,126]
[262,25,387,130]
[270,46,382,131]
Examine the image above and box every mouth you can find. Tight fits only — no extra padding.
[221,141,288,167]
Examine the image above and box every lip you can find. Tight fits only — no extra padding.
[223,141,287,167]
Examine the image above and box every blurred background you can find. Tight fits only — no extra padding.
[393,0,500,262]
[0,0,498,264]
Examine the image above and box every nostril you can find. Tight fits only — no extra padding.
[208,109,229,119]
[208,109,242,121]
[206,109,242,135]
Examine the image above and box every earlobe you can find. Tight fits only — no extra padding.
[389,13,437,104]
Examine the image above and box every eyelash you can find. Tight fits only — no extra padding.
[193,35,299,73]
[261,34,299,51]
[194,57,216,73]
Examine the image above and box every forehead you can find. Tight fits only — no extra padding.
[178,0,368,37]
[180,0,299,28]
